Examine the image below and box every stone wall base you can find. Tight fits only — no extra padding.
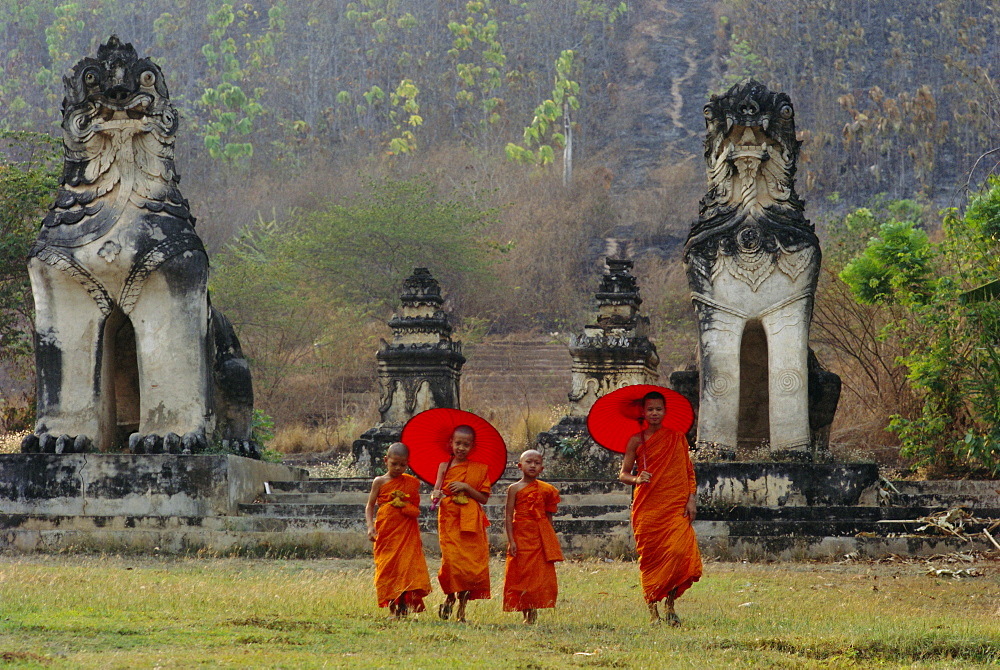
[695,462,879,506]
[0,454,307,517]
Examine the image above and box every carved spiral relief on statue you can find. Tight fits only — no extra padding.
[775,370,803,394]
[705,372,735,398]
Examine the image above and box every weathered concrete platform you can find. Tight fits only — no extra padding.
[695,462,879,506]
[0,456,994,559]
[0,454,307,516]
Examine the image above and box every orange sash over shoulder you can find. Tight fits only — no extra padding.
[437,460,492,599]
[631,427,702,603]
[503,480,563,611]
[373,473,431,610]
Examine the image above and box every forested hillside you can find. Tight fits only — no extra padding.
[5,1,998,257]
[3,1,1000,466]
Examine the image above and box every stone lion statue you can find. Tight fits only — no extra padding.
[21,36,256,457]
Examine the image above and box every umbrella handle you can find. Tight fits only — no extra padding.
[430,457,452,511]
[639,421,648,474]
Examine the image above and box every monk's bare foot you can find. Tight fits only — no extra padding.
[438,595,454,620]
[397,595,409,618]
[456,591,470,622]
[525,609,538,624]
[647,601,661,624]
[389,598,398,617]
[665,589,680,626]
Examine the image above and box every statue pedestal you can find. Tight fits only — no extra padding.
[695,462,878,506]
[0,454,306,517]
[536,416,621,479]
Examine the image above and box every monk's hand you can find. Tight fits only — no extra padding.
[683,496,697,522]
[430,489,442,502]
[367,527,377,542]
[636,470,652,485]
[507,540,517,557]
[445,481,468,494]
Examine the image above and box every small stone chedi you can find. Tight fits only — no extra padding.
[352,268,465,474]
[681,80,839,460]
[21,36,255,456]
[537,258,659,472]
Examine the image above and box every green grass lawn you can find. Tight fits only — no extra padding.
[0,553,997,669]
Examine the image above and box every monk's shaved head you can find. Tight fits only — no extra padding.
[453,425,476,439]
[519,449,543,464]
[386,442,410,459]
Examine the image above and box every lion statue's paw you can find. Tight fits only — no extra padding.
[129,430,207,455]
[21,432,93,454]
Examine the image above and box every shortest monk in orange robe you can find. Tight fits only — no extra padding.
[429,425,492,622]
[365,442,432,619]
[503,449,563,624]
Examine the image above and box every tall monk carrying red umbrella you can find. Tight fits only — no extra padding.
[588,385,702,625]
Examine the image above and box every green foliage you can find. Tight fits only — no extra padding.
[210,176,500,418]
[198,1,284,164]
[283,176,498,307]
[576,0,628,23]
[387,78,421,154]
[839,216,931,306]
[448,0,507,136]
[0,0,626,169]
[840,181,1000,474]
[0,131,59,362]
[719,32,763,87]
[506,50,580,167]
[214,175,500,313]
[251,408,275,445]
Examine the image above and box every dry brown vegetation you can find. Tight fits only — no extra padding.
[811,271,915,462]
[203,145,709,454]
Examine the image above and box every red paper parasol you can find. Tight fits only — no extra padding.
[401,408,508,486]
[586,384,694,454]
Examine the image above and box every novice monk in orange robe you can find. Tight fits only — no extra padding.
[365,442,432,618]
[503,449,563,624]
[429,425,492,622]
[619,391,702,625]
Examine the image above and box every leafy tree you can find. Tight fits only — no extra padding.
[0,132,58,430]
[210,215,372,414]
[210,175,501,422]
[838,213,931,306]
[387,78,422,155]
[0,132,59,361]
[282,176,499,308]
[198,1,284,164]
[447,0,508,143]
[840,181,1000,474]
[505,49,580,175]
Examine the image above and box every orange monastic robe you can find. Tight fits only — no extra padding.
[631,427,702,603]
[437,460,492,599]
[373,473,432,611]
[503,480,563,611]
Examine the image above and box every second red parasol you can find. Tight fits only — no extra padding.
[401,408,508,486]
[586,384,694,454]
